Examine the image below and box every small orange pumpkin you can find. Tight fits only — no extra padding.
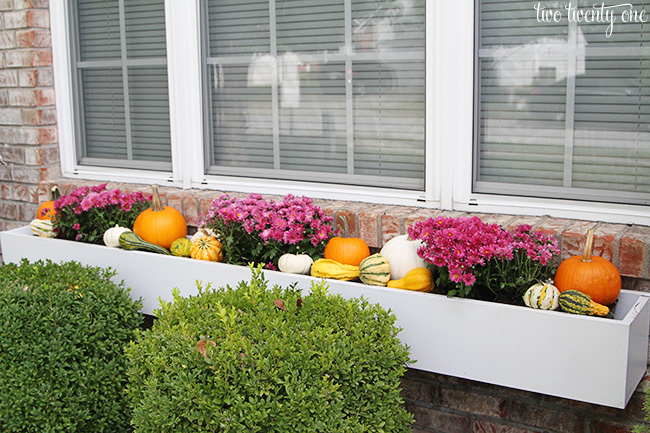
[554,229,621,306]
[190,236,223,262]
[324,237,370,267]
[133,185,187,249]
[37,186,60,220]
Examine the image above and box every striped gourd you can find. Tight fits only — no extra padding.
[558,290,609,316]
[30,219,56,238]
[119,231,171,255]
[358,253,391,286]
[523,282,560,310]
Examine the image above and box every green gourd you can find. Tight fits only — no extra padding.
[358,253,391,286]
[558,290,609,316]
[119,231,171,255]
[170,237,192,257]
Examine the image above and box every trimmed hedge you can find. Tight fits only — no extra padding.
[126,266,414,432]
[0,260,142,433]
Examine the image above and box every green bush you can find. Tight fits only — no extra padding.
[0,259,143,433]
[126,267,414,432]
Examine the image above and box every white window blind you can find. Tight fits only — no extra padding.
[475,0,650,205]
[72,0,172,170]
[204,0,426,189]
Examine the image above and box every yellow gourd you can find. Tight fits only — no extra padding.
[387,267,434,292]
[310,258,359,281]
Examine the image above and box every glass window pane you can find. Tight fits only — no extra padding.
[475,0,650,204]
[205,0,426,189]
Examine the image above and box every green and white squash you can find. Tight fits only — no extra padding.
[358,253,391,286]
[119,231,171,255]
[558,290,609,316]
[30,219,55,238]
[523,282,560,310]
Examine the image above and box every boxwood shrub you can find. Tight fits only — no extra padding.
[0,259,143,433]
[126,266,414,432]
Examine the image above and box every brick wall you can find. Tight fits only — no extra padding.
[1,1,650,431]
[0,0,57,232]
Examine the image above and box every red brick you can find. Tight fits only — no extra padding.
[4,50,33,67]
[619,225,650,279]
[35,88,54,105]
[403,208,445,234]
[406,404,472,433]
[507,400,583,433]
[15,29,34,47]
[531,217,571,240]
[26,9,49,28]
[0,201,18,219]
[439,387,507,418]
[400,377,435,405]
[18,201,39,220]
[592,223,627,263]
[333,202,370,237]
[475,213,517,227]
[357,204,395,248]
[560,220,599,259]
[380,206,420,245]
[0,0,13,11]
[0,107,23,124]
[35,68,53,86]
[505,215,545,232]
[0,30,14,49]
[8,88,36,106]
[22,107,44,125]
[12,125,56,144]
[4,11,28,29]
[32,48,51,66]
[0,70,17,87]
[473,419,539,433]
[0,146,24,164]
[17,69,36,87]
[590,419,645,433]
[182,194,204,226]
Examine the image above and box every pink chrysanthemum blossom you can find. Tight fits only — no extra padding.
[198,193,333,267]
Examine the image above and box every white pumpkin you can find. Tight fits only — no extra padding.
[523,282,560,310]
[278,253,314,274]
[103,225,132,248]
[379,234,427,280]
[190,227,216,243]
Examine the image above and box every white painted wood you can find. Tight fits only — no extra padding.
[2,225,648,409]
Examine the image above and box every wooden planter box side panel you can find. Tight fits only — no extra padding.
[1,226,648,409]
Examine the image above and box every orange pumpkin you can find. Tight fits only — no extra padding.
[37,186,60,220]
[133,185,187,249]
[554,229,621,306]
[190,236,223,262]
[324,236,370,267]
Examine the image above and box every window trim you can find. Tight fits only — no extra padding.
[50,0,650,226]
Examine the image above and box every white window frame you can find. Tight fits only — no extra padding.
[50,0,650,226]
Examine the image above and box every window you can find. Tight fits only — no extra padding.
[202,0,426,189]
[52,0,650,225]
[475,0,650,205]
[70,0,172,171]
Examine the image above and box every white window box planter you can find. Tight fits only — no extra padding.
[2,225,649,409]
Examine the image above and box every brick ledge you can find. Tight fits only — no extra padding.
[26,179,650,283]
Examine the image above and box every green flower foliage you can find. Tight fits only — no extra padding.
[126,266,414,432]
[0,260,143,433]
